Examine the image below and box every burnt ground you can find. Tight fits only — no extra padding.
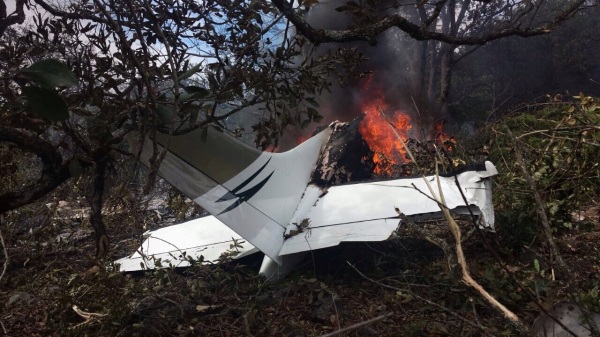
[0,200,599,337]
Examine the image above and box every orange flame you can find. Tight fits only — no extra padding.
[434,122,455,151]
[358,92,412,177]
[296,134,310,144]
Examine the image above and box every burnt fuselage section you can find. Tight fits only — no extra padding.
[310,115,375,187]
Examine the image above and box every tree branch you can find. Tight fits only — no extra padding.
[0,0,27,38]
[507,127,600,337]
[0,216,8,284]
[0,126,75,214]
[88,153,109,258]
[272,0,586,45]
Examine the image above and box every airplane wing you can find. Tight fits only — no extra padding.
[280,162,496,255]
[115,216,258,272]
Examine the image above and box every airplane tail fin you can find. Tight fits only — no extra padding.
[131,127,331,263]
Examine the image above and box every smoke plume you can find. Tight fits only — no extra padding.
[302,0,421,135]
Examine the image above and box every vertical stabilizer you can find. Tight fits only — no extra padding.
[132,127,331,263]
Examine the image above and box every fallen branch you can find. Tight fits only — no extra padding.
[437,147,583,337]
[379,109,532,334]
[317,312,392,337]
[71,305,108,328]
[0,216,7,284]
[433,163,531,332]
[347,262,493,337]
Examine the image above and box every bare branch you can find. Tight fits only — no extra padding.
[507,127,600,337]
[0,217,8,284]
[0,126,75,214]
[0,0,27,37]
[318,312,392,337]
[271,0,586,45]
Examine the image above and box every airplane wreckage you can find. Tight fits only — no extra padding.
[116,115,498,279]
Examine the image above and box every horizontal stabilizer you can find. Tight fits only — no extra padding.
[115,216,258,272]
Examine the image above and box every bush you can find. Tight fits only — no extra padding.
[486,95,600,250]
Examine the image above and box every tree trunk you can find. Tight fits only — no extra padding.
[89,154,109,259]
[437,45,455,118]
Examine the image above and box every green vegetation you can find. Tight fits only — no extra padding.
[1,0,599,335]
[488,96,600,251]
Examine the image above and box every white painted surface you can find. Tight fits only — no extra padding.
[279,164,496,255]
[115,216,258,272]
[194,127,332,263]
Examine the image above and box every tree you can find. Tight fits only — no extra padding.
[0,0,364,255]
[450,4,600,125]
[273,0,588,45]
[272,0,594,130]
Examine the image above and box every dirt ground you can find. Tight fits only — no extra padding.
[0,201,599,337]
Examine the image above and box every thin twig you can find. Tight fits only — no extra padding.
[71,304,108,328]
[508,127,600,337]
[154,294,185,318]
[318,311,392,337]
[0,216,8,284]
[379,110,531,334]
[331,293,342,331]
[347,262,493,336]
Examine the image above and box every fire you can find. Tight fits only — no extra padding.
[358,93,412,177]
[434,122,456,151]
[296,134,310,144]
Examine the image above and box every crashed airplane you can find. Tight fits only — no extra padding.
[116,118,498,279]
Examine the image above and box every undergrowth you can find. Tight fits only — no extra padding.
[485,95,600,252]
[1,95,599,336]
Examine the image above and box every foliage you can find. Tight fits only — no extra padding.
[166,189,204,221]
[487,95,600,250]
[0,0,365,253]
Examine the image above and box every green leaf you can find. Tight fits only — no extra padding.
[180,86,210,101]
[23,86,69,121]
[20,59,77,88]
[183,85,210,95]
[178,63,203,80]
[307,107,320,120]
[300,119,311,129]
[68,159,84,177]
[156,104,174,124]
[305,97,320,108]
